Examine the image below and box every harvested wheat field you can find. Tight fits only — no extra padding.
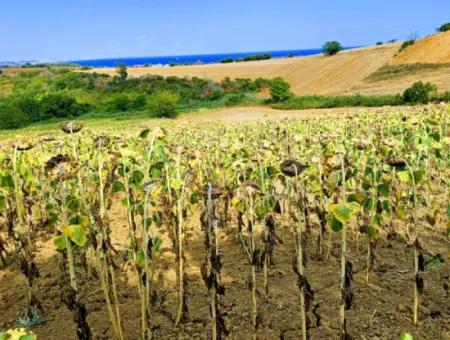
[393,31,450,65]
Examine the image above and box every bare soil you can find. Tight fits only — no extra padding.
[1,202,449,339]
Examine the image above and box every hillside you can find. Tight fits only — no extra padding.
[85,44,400,96]
[393,31,450,64]
[83,36,450,96]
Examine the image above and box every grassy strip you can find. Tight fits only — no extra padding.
[366,63,450,82]
[273,94,404,110]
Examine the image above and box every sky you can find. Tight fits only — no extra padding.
[1,0,449,62]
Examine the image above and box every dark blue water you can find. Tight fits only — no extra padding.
[70,47,355,67]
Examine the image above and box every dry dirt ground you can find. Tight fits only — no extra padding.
[393,31,450,64]
[1,201,449,339]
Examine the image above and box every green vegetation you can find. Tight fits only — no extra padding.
[220,57,234,64]
[269,77,292,102]
[274,80,449,110]
[322,41,343,56]
[220,54,272,63]
[437,22,450,32]
[366,63,450,82]
[147,91,180,118]
[399,39,415,52]
[116,63,128,81]
[274,94,403,110]
[0,68,269,129]
[403,81,437,104]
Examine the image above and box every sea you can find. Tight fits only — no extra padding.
[70,47,355,68]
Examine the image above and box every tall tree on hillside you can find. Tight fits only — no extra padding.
[116,63,128,81]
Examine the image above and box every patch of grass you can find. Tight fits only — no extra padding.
[366,63,450,82]
[273,94,404,110]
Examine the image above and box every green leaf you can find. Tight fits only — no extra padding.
[129,170,144,186]
[136,250,145,268]
[397,171,410,183]
[190,192,200,204]
[413,170,425,184]
[19,335,35,340]
[377,183,390,197]
[169,178,184,190]
[363,198,375,212]
[0,175,14,189]
[66,196,80,213]
[347,192,365,204]
[329,202,360,224]
[447,204,450,218]
[327,214,343,232]
[152,237,163,252]
[0,195,5,212]
[71,225,88,247]
[424,254,444,272]
[112,181,126,193]
[143,218,152,231]
[139,128,150,138]
[401,333,413,340]
[54,235,66,250]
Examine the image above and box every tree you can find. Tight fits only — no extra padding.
[148,91,180,118]
[438,22,450,32]
[403,81,437,104]
[116,63,128,81]
[269,77,292,102]
[322,41,343,56]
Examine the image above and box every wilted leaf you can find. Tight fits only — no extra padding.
[170,178,184,190]
[329,202,360,224]
[397,171,410,183]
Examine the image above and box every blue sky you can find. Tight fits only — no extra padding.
[1,0,449,61]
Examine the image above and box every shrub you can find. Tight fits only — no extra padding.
[376,42,383,45]
[403,81,437,104]
[116,63,128,81]
[269,77,292,102]
[399,40,415,52]
[14,95,42,121]
[322,41,343,56]
[108,94,131,112]
[438,22,450,32]
[0,102,29,130]
[221,57,234,64]
[40,93,86,118]
[222,93,247,106]
[129,94,147,110]
[148,91,180,118]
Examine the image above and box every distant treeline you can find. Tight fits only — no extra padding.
[221,54,272,63]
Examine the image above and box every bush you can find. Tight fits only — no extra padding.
[399,40,415,52]
[221,57,234,64]
[269,77,292,102]
[322,41,343,56]
[108,94,131,112]
[40,93,87,118]
[0,102,29,130]
[148,91,180,118]
[116,63,128,81]
[403,81,437,104]
[438,22,450,32]
[222,93,247,106]
[14,95,42,121]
